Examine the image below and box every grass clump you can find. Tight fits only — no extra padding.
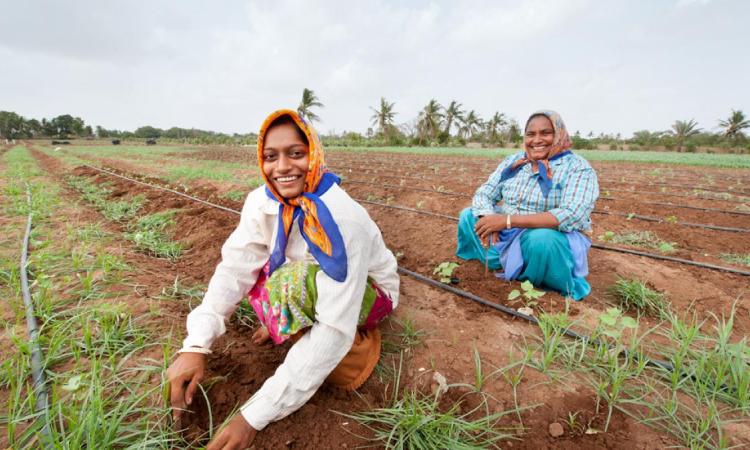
[598,230,677,254]
[719,253,750,267]
[220,190,247,202]
[609,278,669,317]
[344,373,517,450]
[124,211,183,261]
[67,175,145,222]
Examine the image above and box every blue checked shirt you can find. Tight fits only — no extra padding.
[472,151,599,232]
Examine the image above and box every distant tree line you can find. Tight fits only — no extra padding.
[0,111,93,139]
[0,110,257,145]
[3,92,749,153]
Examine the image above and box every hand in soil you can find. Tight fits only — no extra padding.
[166,352,206,424]
[251,326,271,346]
[206,414,258,450]
[475,214,506,243]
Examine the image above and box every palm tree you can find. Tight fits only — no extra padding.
[443,101,464,136]
[297,88,324,124]
[670,119,701,152]
[370,98,397,139]
[417,99,444,144]
[485,112,507,144]
[718,109,750,140]
[459,110,482,141]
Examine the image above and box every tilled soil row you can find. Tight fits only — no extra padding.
[31,149,685,449]
[178,146,750,195]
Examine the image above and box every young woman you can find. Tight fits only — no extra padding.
[456,110,599,300]
[166,109,399,449]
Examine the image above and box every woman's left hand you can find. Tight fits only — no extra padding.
[475,214,507,243]
[206,414,258,450]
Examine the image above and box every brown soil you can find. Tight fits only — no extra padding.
[28,145,750,449]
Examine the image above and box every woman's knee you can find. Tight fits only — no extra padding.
[521,228,567,251]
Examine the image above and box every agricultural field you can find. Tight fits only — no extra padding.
[2,141,750,449]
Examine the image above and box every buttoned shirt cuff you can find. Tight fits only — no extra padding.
[549,208,573,232]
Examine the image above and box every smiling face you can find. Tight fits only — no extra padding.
[524,115,556,160]
[262,121,310,199]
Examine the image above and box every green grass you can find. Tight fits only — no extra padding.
[518,305,749,449]
[609,278,670,317]
[598,230,677,254]
[343,354,518,450]
[327,146,750,168]
[66,176,145,223]
[719,253,750,267]
[1,149,189,448]
[124,211,183,261]
[220,190,247,202]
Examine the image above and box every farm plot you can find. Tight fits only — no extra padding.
[15,142,750,449]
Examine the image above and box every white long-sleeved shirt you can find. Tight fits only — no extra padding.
[182,183,400,430]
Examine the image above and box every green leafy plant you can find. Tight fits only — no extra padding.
[508,280,545,306]
[433,262,458,283]
[665,215,678,224]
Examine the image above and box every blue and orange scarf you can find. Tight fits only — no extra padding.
[257,109,347,282]
[500,110,573,197]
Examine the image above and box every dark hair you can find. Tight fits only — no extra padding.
[266,115,309,145]
[524,113,552,132]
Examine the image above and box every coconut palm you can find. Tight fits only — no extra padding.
[297,88,324,124]
[459,110,483,141]
[485,112,508,144]
[443,101,464,136]
[417,99,444,144]
[670,119,701,152]
[718,109,750,140]
[370,98,397,138]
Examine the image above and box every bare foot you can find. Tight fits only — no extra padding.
[251,326,270,345]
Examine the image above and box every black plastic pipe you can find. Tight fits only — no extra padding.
[19,187,51,442]
[345,179,750,232]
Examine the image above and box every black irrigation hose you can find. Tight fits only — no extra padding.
[81,163,750,277]
[80,162,750,395]
[19,186,52,443]
[77,163,680,375]
[348,178,750,217]
[345,179,750,233]
[599,197,750,217]
[397,267,674,372]
[334,164,750,201]
[81,165,241,216]
[360,200,750,277]
[591,210,749,233]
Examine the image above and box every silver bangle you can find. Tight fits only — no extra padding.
[177,346,212,355]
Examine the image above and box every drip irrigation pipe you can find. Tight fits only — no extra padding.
[397,267,674,372]
[346,178,750,216]
[80,163,750,276]
[20,186,52,443]
[345,179,750,232]
[76,163,679,376]
[332,164,750,200]
[81,165,241,216]
[360,201,750,277]
[346,179,748,232]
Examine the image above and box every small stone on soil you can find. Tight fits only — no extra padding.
[548,422,564,437]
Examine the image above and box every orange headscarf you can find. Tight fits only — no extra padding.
[258,109,347,281]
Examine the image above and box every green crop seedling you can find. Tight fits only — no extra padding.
[433,261,459,283]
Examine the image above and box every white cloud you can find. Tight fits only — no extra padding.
[0,0,748,136]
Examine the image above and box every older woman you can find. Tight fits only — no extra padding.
[456,110,599,300]
[166,109,399,449]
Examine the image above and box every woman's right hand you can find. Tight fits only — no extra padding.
[166,352,206,424]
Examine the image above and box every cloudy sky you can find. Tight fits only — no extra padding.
[1,0,748,137]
